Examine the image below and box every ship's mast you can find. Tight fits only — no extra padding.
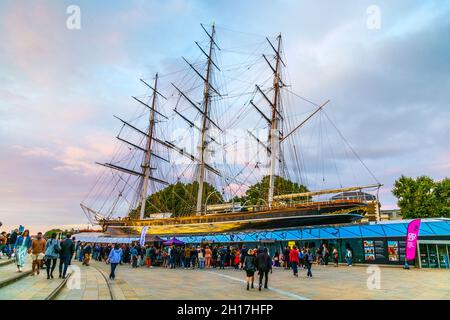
[268,34,282,208]
[139,73,159,219]
[195,24,216,215]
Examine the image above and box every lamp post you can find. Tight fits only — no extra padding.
[257,198,267,207]
[204,191,222,215]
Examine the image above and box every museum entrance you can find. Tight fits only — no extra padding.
[418,240,450,269]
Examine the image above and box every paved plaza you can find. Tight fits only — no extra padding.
[61,261,450,300]
[0,259,449,300]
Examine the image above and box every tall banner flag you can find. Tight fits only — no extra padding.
[140,226,149,246]
[406,219,421,261]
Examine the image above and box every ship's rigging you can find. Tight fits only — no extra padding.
[81,24,382,227]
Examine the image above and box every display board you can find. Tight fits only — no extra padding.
[363,240,375,261]
[387,241,399,261]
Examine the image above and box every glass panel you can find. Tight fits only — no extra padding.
[427,244,439,268]
[360,225,385,237]
[437,244,449,269]
[419,244,429,268]
[342,239,364,263]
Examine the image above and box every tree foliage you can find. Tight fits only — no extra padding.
[44,229,64,238]
[392,175,450,219]
[129,181,224,218]
[233,175,310,205]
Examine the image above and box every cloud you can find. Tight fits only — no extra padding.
[1,0,449,233]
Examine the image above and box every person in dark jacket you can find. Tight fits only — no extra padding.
[59,234,75,279]
[239,246,247,269]
[304,248,313,278]
[255,248,272,290]
[82,243,93,266]
[243,249,256,290]
[9,229,18,249]
[283,246,290,269]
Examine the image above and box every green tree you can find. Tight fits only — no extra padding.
[43,229,64,238]
[129,181,224,218]
[392,175,450,219]
[435,177,450,217]
[233,175,309,205]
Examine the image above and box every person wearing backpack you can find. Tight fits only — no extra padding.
[44,233,61,279]
[298,249,305,269]
[305,248,313,278]
[82,243,93,266]
[346,247,353,266]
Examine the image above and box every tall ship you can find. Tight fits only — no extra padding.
[81,24,382,237]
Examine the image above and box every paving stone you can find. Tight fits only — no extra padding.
[10,260,446,300]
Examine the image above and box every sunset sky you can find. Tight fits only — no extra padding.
[1,0,449,234]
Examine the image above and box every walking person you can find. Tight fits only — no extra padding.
[78,242,84,262]
[345,246,353,266]
[0,231,7,259]
[332,248,339,267]
[283,246,290,269]
[315,247,322,265]
[44,233,60,279]
[59,234,75,279]
[239,246,247,269]
[145,245,152,268]
[234,249,240,270]
[255,248,272,290]
[5,232,13,259]
[107,243,123,280]
[30,232,46,276]
[305,248,313,278]
[218,247,225,269]
[298,248,305,270]
[130,245,138,268]
[82,243,92,266]
[273,251,280,268]
[243,249,256,290]
[322,244,329,266]
[289,245,300,277]
[14,229,31,272]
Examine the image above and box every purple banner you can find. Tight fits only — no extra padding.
[406,219,421,261]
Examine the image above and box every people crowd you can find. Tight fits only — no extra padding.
[0,227,76,279]
[1,225,355,291]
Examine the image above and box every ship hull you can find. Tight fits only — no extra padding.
[103,201,366,237]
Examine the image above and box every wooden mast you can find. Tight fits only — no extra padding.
[139,73,159,219]
[268,34,282,208]
[196,23,216,215]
